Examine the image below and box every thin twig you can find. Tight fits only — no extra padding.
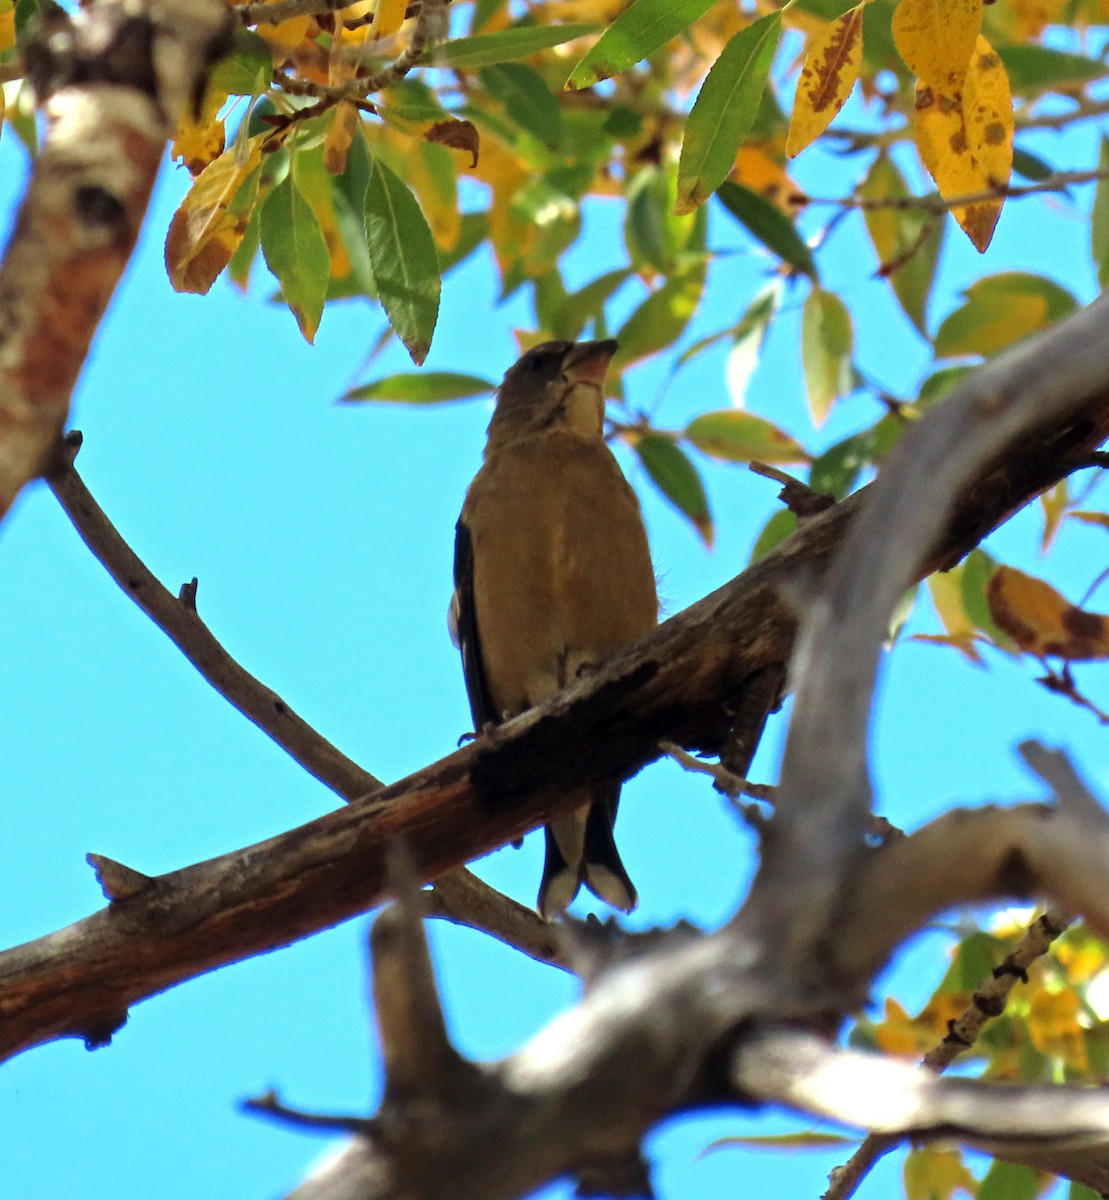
[48,435,383,801]
[809,169,1109,215]
[824,96,1109,150]
[824,905,1073,1200]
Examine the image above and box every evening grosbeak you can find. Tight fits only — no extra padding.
[450,339,658,918]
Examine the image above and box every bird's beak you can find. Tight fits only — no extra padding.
[561,339,618,388]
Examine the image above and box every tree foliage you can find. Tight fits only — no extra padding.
[3,1,1109,1198]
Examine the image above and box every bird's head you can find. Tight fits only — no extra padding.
[486,339,618,449]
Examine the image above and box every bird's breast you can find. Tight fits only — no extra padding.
[463,431,657,716]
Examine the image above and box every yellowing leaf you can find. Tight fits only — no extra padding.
[860,153,944,335]
[685,410,809,464]
[927,569,983,664]
[914,37,1013,252]
[165,137,264,294]
[963,40,1013,190]
[1027,986,1089,1071]
[904,1147,977,1200]
[1040,480,1069,552]
[801,285,853,422]
[892,0,981,94]
[324,102,360,175]
[0,2,15,56]
[735,144,805,213]
[374,0,408,37]
[171,85,227,177]
[786,5,864,157]
[258,13,311,52]
[1009,0,1067,40]
[935,272,1077,357]
[986,565,1109,661]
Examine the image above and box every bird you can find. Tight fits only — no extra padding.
[450,338,658,918]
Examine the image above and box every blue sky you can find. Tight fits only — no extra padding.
[2,47,1109,1200]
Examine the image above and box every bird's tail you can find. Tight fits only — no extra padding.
[537,784,638,918]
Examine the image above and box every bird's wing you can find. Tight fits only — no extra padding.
[452,516,498,729]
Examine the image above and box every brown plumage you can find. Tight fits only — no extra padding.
[451,339,658,917]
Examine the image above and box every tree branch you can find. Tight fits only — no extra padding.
[0,0,232,517]
[743,288,1109,976]
[4,293,1109,1065]
[48,435,383,800]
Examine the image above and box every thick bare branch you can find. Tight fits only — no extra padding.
[746,289,1109,969]
[735,1028,1109,1195]
[4,295,1109,1064]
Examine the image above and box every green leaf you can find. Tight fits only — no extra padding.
[1092,136,1109,290]
[260,173,330,343]
[434,23,598,69]
[917,365,973,409]
[381,80,450,125]
[363,152,441,365]
[632,433,713,545]
[960,548,1015,652]
[750,509,797,562]
[675,14,782,214]
[550,268,633,341]
[479,63,562,148]
[714,180,816,278]
[997,44,1106,97]
[210,31,273,96]
[809,430,873,499]
[565,0,718,90]
[342,372,495,403]
[613,261,706,367]
[684,410,808,464]
[725,282,780,403]
[977,1161,1041,1200]
[859,154,943,336]
[935,272,1078,359]
[801,286,853,423]
[625,165,703,275]
[1011,145,1054,182]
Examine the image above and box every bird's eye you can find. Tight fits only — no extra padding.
[528,351,555,372]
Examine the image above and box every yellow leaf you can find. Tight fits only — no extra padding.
[373,0,408,37]
[927,570,983,664]
[324,102,360,176]
[1027,986,1089,1071]
[986,565,1109,661]
[892,0,981,94]
[0,3,14,57]
[786,5,864,157]
[962,37,1013,189]
[913,36,1012,252]
[1039,480,1069,552]
[872,994,971,1057]
[171,85,228,177]
[165,137,264,294]
[735,143,806,213]
[246,0,311,53]
[1009,0,1067,38]
[294,149,352,280]
[904,1147,977,1200]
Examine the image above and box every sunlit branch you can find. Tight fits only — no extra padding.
[823,905,1073,1200]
